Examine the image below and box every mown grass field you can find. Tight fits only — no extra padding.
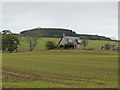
[2,50,118,88]
[18,37,118,51]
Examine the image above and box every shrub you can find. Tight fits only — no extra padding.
[63,44,74,49]
[104,43,111,50]
[58,45,64,49]
[45,40,56,50]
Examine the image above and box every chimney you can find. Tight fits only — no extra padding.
[63,33,65,38]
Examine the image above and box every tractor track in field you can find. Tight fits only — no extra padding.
[2,69,104,86]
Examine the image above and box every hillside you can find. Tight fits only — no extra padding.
[18,37,118,51]
[20,28,111,41]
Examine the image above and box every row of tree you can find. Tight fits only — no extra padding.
[20,28,112,41]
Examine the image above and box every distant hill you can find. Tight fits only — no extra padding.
[20,28,111,41]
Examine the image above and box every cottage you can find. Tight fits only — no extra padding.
[58,33,82,49]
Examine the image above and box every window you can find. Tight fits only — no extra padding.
[78,40,81,43]
[69,39,72,42]
[67,39,69,42]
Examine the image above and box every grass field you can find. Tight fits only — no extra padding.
[2,50,118,88]
[18,37,118,51]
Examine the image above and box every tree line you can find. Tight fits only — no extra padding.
[20,28,112,41]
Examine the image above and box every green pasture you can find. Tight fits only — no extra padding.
[18,37,118,51]
[2,50,118,88]
[86,40,118,50]
[18,37,60,51]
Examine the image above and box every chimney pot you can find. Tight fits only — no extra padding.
[63,33,65,38]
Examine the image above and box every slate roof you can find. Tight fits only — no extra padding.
[65,36,80,40]
[65,36,82,43]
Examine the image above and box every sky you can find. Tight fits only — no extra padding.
[2,2,118,39]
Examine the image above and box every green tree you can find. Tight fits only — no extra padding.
[82,39,88,49]
[2,34,19,53]
[45,40,56,50]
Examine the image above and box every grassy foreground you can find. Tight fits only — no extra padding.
[2,50,118,88]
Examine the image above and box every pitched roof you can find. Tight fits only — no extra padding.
[65,36,82,43]
[65,36,80,40]
[58,36,63,44]
[58,35,82,44]
[75,39,82,44]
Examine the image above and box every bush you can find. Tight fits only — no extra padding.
[45,40,56,50]
[63,44,74,49]
[57,45,64,49]
[59,45,64,48]
[104,43,111,50]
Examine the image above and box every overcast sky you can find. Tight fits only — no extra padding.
[2,2,118,39]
